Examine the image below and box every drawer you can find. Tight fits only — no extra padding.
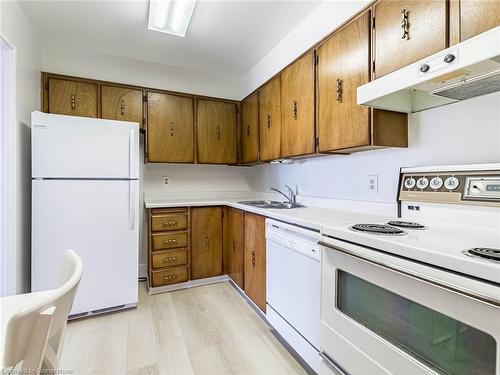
[152,248,188,269]
[151,266,188,287]
[152,232,188,250]
[151,207,187,214]
[151,214,187,232]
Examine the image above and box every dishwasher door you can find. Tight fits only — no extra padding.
[266,219,321,352]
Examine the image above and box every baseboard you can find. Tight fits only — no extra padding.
[148,274,230,295]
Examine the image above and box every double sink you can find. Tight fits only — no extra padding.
[238,200,304,209]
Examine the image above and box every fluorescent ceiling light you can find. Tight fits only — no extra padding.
[148,0,197,37]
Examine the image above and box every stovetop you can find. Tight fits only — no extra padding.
[321,218,500,284]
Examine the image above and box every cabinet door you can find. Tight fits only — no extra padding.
[147,92,194,163]
[197,100,237,164]
[101,85,143,126]
[241,92,259,164]
[259,77,281,161]
[47,78,98,118]
[458,0,500,42]
[191,207,223,279]
[373,0,447,78]
[244,212,266,312]
[225,208,244,289]
[281,52,315,157]
[318,11,371,152]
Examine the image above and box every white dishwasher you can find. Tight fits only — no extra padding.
[266,218,321,373]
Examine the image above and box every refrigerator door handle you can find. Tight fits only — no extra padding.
[128,129,136,178]
[129,180,136,230]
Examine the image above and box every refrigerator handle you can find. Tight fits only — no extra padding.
[129,180,136,230]
[128,129,136,178]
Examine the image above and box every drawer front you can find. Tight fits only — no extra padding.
[152,266,188,287]
[152,232,188,250]
[152,249,188,269]
[151,214,187,232]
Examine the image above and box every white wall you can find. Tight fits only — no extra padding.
[241,0,370,97]
[249,92,500,207]
[42,42,242,100]
[0,1,41,294]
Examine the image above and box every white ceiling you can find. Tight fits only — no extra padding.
[20,0,321,76]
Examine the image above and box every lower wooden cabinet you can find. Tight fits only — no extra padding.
[147,206,265,305]
[243,212,266,312]
[224,207,244,289]
[191,207,223,279]
[148,208,190,288]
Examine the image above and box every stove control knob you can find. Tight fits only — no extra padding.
[417,177,429,189]
[404,177,416,189]
[430,177,443,189]
[445,176,460,190]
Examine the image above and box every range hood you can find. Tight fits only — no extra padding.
[358,26,500,113]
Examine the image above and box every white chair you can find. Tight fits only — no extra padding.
[1,249,83,371]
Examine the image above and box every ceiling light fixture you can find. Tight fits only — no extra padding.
[148,0,197,37]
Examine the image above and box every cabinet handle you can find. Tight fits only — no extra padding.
[336,78,343,102]
[266,114,271,129]
[251,250,256,267]
[216,126,221,140]
[162,220,177,227]
[163,239,177,244]
[70,95,76,110]
[205,236,209,250]
[232,240,236,253]
[163,274,177,281]
[163,256,178,263]
[120,100,125,115]
[401,9,409,40]
[292,100,298,119]
[170,122,174,137]
[246,125,250,137]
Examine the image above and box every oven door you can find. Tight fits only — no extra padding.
[320,237,500,375]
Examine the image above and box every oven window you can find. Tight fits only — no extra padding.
[337,271,496,375]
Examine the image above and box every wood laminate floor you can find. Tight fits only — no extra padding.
[60,282,307,375]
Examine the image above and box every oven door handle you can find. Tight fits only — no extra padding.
[319,351,350,375]
[319,240,500,308]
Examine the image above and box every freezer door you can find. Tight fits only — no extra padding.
[32,111,139,179]
[32,179,139,315]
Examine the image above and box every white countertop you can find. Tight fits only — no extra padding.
[144,191,384,231]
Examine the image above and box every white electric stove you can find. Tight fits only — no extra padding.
[318,164,500,375]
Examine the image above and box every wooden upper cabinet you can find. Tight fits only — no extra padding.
[241,92,259,164]
[244,212,266,312]
[224,208,244,289]
[191,207,223,280]
[47,78,98,118]
[197,100,237,164]
[146,92,194,163]
[280,51,315,157]
[259,77,281,161]
[101,85,143,126]
[373,0,448,78]
[318,11,371,151]
[450,0,500,44]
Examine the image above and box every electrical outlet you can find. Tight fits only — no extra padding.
[368,175,378,193]
[162,176,170,185]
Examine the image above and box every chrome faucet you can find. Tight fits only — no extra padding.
[269,185,297,204]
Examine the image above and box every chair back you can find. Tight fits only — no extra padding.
[3,250,83,369]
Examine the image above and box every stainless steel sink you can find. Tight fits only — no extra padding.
[238,200,304,209]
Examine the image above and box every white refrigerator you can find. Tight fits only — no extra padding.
[31,111,140,317]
